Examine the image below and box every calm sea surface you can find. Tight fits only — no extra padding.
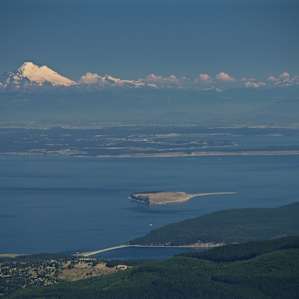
[0,155,299,254]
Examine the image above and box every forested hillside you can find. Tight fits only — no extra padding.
[10,237,299,299]
[131,202,299,245]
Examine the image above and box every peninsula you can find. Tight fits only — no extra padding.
[130,191,236,205]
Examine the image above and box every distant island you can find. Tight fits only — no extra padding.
[130,191,236,205]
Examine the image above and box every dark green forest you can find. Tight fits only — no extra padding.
[131,202,299,245]
[9,236,299,299]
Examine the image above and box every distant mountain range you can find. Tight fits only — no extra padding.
[1,61,299,91]
[0,62,299,127]
[0,62,154,90]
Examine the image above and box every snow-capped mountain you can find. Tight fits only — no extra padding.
[0,62,76,88]
[0,62,150,90]
[1,61,298,92]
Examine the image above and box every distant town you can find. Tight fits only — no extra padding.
[0,255,128,297]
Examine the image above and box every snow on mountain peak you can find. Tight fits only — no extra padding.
[2,62,76,88]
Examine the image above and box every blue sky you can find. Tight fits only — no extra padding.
[0,0,298,80]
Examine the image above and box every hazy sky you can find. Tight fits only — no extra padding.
[1,0,298,80]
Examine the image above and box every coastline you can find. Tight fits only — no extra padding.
[2,149,299,160]
[77,242,224,258]
[130,191,237,205]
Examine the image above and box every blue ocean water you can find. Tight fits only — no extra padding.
[95,247,201,260]
[0,155,299,254]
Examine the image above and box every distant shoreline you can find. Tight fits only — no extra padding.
[0,253,27,258]
[0,243,223,259]
[77,242,224,258]
[95,150,299,159]
[1,149,299,159]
